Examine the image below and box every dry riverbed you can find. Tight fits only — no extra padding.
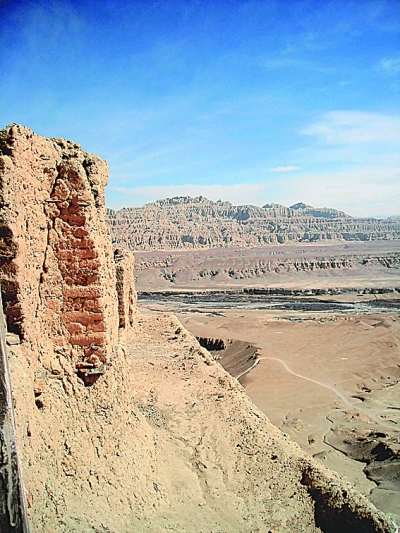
[139,296,400,523]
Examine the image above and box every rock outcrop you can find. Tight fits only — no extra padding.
[0,125,396,532]
[197,336,260,379]
[107,196,400,251]
[137,253,400,281]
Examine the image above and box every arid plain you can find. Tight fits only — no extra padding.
[136,240,400,523]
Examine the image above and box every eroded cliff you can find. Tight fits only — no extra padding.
[0,125,396,532]
[107,196,400,251]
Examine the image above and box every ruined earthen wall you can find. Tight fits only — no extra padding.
[114,248,136,329]
[0,124,121,382]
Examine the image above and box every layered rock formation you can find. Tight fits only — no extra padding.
[0,125,396,532]
[133,242,400,291]
[107,196,400,251]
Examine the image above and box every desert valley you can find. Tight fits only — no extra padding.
[3,1,400,531]
[108,197,400,525]
[0,124,398,533]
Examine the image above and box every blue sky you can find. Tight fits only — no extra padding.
[1,0,399,216]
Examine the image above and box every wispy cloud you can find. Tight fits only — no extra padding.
[106,166,400,217]
[301,110,400,145]
[273,168,400,217]
[379,56,400,74]
[262,56,339,75]
[271,166,300,173]
[263,57,312,70]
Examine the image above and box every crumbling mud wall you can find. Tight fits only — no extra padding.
[114,248,136,329]
[0,124,134,383]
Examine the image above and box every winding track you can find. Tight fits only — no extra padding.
[236,358,260,380]
[261,356,354,407]
[261,356,400,432]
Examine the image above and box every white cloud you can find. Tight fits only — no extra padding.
[273,168,400,217]
[106,167,400,217]
[380,56,400,74]
[301,110,400,145]
[271,166,300,173]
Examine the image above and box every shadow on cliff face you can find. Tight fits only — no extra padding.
[196,336,259,379]
[302,470,395,533]
[0,226,21,335]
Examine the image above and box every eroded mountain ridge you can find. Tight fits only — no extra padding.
[108,196,400,251]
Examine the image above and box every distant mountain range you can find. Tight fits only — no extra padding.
[107,196,400,251]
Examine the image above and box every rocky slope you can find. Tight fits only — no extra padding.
[0,125,396,532]
[107,196,400,251]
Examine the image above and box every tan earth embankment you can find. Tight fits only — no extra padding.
[8,311,396,532]
[197,337,260,379]
[133,241,400,292]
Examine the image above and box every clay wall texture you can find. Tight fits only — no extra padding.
[0,124,134,382]
[114,248,136,329]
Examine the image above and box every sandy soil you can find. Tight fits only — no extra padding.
[11,310,395,532]
[137,302,400,524]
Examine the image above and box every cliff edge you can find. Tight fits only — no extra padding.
[0,125,396,532]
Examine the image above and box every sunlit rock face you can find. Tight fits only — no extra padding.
[107,196,400,251]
